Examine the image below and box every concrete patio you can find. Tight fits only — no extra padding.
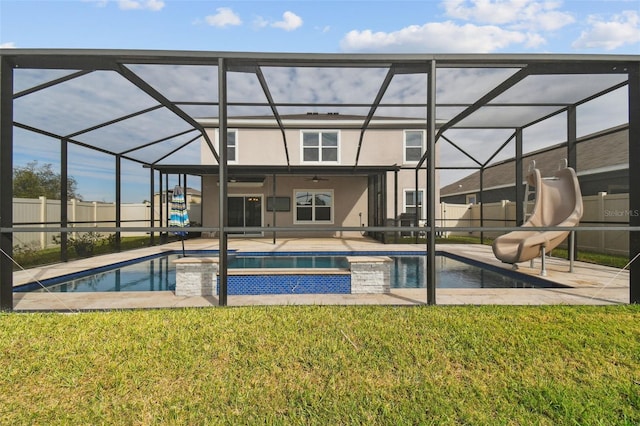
[11,237,630,311]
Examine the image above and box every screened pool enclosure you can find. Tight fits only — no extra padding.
[0,50,638,309]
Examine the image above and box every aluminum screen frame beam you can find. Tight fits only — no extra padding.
[218,58,229,307]
[116,63,220,164]
[426,59,437,306]
[0,56,13,311]
[629,63,640,304]
[254,66,291,167]
[354,66,396,167]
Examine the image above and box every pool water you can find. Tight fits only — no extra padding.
[21,253,560,293]
[392,256,538,289]
[228,255,349,269]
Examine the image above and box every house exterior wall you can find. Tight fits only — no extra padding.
[204,127,414,166]
[202,174,368,237]
[200,123,435,236]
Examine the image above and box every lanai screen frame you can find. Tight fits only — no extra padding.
[0,50,638,310]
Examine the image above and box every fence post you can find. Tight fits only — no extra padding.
[93,201,98,229]
[598,192,606,253]
[501,200,507,230]
[39,196,47,249]
[440,202,447,238]
[71,198,77,238]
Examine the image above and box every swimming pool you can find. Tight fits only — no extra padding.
[17,251,564,293]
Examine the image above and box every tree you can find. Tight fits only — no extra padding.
[13,161,81,200]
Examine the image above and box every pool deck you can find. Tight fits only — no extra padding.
[11,237,630,311]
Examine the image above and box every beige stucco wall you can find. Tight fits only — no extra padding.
[200,125,438,228]
[202,174,368,238]
[201,127,412,167]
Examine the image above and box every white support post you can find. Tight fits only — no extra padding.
[597,192,606,253]
[71,198,77,238]
[540,246,547,276]
[569,231,575,273]
[39,196,46,249]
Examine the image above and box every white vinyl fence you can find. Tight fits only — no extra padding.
[12,197,202,249]
[13,194,629,256]
[440,192,630,256]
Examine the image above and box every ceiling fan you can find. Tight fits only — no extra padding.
[305,175,329,183]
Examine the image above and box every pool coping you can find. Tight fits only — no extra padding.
[17,249,567,292]
[10,238,630,309]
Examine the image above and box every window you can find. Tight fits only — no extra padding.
[295,190,333,223]
[216,129,237,163]
[302,131,339,163]
[404,189,424,218]
[466,194,477,204]
[404,130,425,163]
[227,130,237,163]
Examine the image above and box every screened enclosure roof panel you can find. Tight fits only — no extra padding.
[127,64,219,104]
[3,49,638,169]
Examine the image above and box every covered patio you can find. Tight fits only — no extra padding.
[1,50,639,310]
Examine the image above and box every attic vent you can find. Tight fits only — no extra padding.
[306,112,319,115]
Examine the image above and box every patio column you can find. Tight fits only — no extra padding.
[165,173,169,241]
[272,173,277,244]
[218,57,229,306]
[149,167,154,245]
[629,62,640,304]
[479,167,484,244]
[0,56,13,311]
[115,154,121,251]
[394,169,399,242]
[567,106,577,267]
[60,138,68,262]
[414,167,419,243]
[515,128,524,226]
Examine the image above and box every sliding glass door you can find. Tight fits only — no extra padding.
[228,196,262,235]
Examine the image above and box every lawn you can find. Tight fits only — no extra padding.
[1,305,638,424]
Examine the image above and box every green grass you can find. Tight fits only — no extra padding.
[1,306,639,425]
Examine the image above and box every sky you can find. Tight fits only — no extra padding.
[1,0,639,54]
[1,0,639,202]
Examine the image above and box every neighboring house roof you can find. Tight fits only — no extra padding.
[440,125,628,197]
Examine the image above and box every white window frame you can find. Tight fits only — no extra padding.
[215,129,238,164]
[300,130,340,164]
[466,194,477,204]
[403,130,425,164]
[294,189,334,224]
[403,189,425,220]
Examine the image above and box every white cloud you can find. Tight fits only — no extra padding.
[118,0,164,11]
[271,11,303,31]
[443,0,574,31]
[340,0,583,53]
[572,10,640,51]
[340,21,527,53]
[1,42,16,48]
[205,7,242,28]
[253,16,269,30]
